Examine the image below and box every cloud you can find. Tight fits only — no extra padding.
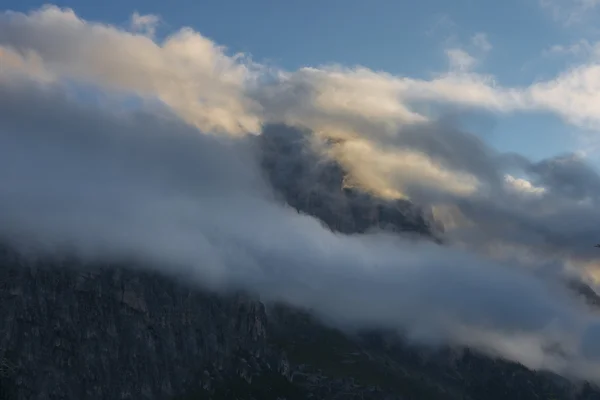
[471,33,492,52]
[130,12,160,37]
[5,4,600,383]
[4,6,600,271]
[0,46,54,82]
[504,175,547,196]
[539,0,600,25]
[445,48,478,71]
[3,73,600,382]
[6,6,600,135]
[527,64,600,129]
[0,5,261,134]
[544,39,600,58]
[425,14,457,37]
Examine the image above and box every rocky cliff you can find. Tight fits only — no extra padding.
[0,249,280,399]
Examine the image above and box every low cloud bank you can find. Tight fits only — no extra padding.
[3,5,600,383]
[0,75,597,382]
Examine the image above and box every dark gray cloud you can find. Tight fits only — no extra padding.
[349,113,600,268]
[373,118,503,186]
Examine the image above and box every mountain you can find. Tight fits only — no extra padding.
[2,250,600,400]
[0,250,286,400]
[257,124,441,239]
[2,125,600,399]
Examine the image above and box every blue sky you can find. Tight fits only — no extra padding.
[6,0,569,77]
[4,0,600,163]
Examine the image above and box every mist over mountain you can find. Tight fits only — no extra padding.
[256,123,440,238]
[1,123,600,399]
[3,5,600,399]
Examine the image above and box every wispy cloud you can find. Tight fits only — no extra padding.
[445,48,478,71]
[540,0,600,26]
[425,14,457,37]
[543,39,600,59]
[130,12,161,37]
[471,32,492,52]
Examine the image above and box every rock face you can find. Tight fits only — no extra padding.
[0,250,410,400]
[2,252,600,400]
[0,251,276,400]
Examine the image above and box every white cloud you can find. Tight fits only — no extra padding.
[544,39,600,59]
[5,6,600,137]
[528,64,600,129]
[504,175,547,196]
[0,46,54,81]
[540,0,600,25]
[445,48,478,71]
[0,5,261,134]
[471,32,492,52]
[130,12,160,37]
[331,137,480,199]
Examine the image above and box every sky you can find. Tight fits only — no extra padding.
[5,0,600,161]
[7,0,600,384]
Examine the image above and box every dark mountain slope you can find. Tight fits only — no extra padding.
[267,305,600,400]
[2,250,600,400]
[0,250,279,400]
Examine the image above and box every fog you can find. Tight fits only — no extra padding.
[3,5,600,383]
